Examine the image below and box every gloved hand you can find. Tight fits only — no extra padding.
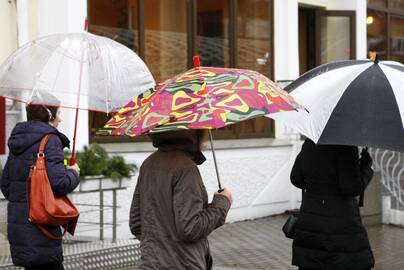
[360,147,372,169]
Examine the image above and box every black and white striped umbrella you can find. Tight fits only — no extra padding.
[269,59,404,152]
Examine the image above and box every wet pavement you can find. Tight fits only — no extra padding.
[2,214,404,269]
[209,215,404,270]
[117,214,404,270]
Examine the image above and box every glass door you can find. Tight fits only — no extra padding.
[316,11,356,65]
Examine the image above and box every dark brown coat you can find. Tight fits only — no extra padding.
[129,131,231,270]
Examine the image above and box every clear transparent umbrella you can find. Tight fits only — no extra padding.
[0,32,155,163]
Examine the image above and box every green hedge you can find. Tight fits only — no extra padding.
[65,144,137,181]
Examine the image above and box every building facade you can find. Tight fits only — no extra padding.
[0,0,401,233]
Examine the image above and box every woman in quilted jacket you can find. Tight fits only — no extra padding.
[0,103,80,270]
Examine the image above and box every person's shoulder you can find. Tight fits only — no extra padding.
[46,134,63,150]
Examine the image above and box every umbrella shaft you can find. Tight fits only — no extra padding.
[71,47,85,165]
[209,130,223,191]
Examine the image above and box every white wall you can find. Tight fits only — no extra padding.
[274,0,300,83]
[0,1,18,63]
[89,144,302,238]
[274,0,300,139]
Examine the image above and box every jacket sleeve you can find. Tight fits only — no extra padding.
[173,166,231,243]
[129,179,141,239]
[0,160,10,200]
[291,153,306,189]
[45,136,80,196]
[337,147,373,196]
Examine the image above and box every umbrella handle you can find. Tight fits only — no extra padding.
[69,156,76,166]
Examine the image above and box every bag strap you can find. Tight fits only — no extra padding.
[37,224,68,240]
[38,134,53,156]
[26,134,54,212]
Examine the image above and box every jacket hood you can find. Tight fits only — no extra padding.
[8,121,70,155]
[149,130,206,165]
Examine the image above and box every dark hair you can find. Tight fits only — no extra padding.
[26,104,58,122]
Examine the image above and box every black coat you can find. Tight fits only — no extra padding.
[291,139,374,270]
[0,121,80,267]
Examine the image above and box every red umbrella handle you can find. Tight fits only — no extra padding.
[69,156,76,166]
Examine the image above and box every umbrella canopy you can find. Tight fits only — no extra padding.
[99,66,304,136]
[268,59,404,151]
[0,32,155,113]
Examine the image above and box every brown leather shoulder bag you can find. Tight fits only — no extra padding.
[27,134,80,240]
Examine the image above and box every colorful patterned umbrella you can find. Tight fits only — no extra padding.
[98,57,305,190]
[99,65,304,137]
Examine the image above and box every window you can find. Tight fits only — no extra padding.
[196,0,230,67]
[368,0,387,9]
[144,0,188,83]
[391,0,404,12]
[232,0,274,139]
[390,15,404,63]
[367,9,387,59]
[88,0,135,142]
[367,1,404,62]
[88,0,274,142]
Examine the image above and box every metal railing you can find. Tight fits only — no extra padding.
[371,149,404,209]
[71,177,128,242]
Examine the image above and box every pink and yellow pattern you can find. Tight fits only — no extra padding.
[98,66,304,137]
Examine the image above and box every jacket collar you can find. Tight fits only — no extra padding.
[151,130,207,165]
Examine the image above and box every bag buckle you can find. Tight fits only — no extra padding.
[37,153,45,158]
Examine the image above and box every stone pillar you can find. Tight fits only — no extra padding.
[360,172,382,226]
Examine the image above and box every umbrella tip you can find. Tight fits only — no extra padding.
[369,51,380,63]
[193,55,201,68]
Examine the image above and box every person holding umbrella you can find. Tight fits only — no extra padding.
[101,56,304,269]
[290,139,374,270]
[1,99,80,270]
[267,54,404,270]
[129,130,232,269]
